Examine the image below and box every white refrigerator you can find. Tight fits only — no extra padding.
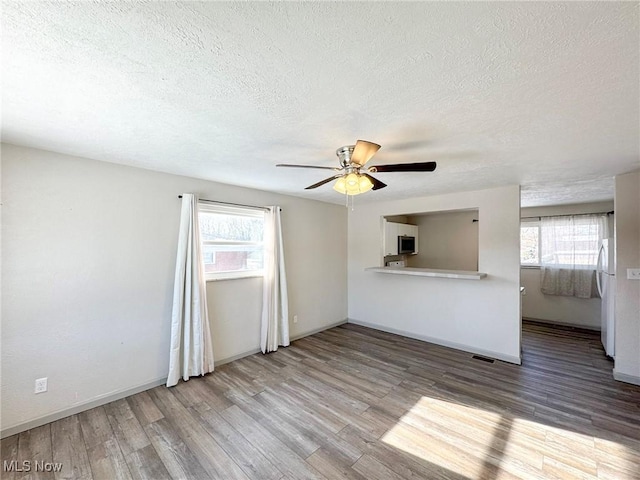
[596,238,615,357]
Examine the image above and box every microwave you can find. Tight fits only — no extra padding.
[398,235,416,254]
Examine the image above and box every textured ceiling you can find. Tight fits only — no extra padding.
[2,2,639,206]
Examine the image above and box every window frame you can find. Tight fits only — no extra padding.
[198,202,266,281]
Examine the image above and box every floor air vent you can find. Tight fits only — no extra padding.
[472,355,495,363]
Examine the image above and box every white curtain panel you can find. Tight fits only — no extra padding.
[260,206,289,354]
[539,214,606,299]
[167,194,215,387]
[540,268,597,299]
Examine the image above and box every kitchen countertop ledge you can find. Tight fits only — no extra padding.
[365,266,487,280]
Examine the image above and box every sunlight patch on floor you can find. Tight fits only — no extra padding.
[381,396,510,479]
[381,396,639,479]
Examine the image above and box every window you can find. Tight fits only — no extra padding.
[520,214,606,268]
[198,203,265,280]
[520,220,540,266]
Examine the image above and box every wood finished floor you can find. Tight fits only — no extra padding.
[2,321,640,480]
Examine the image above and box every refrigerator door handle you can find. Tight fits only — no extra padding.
[596,244,604,297]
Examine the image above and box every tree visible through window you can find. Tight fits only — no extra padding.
[198,203,265,279]
[520,222,540,265]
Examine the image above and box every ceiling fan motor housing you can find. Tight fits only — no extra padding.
[336,145,356,168]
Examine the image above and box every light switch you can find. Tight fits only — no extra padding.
[627,268,640,280]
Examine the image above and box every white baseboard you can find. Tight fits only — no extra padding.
[347,318,522,365]
[216,348,262,366]
[219,319,348,360]
[1,377,167,439]
[290,318,348,342]
[1,318,349,439]
[613,369,640,386]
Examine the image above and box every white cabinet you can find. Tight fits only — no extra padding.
[398,223,418,237]
[396,223,409,237]
[384,221,399,256]
[384,221,418,256]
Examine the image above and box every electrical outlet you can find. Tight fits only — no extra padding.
[627,268,640,280]
[35,377,47,394]
[293,315,298,324]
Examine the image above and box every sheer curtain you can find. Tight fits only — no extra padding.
[167,194,215,387]
[540,214,607,299]
[260,206,289,354]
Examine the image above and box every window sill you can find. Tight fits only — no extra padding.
[521,265,541,269]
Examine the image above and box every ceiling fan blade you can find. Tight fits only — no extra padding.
[351,140,381,166]
[362,173,387,190]
[277,164,338,170]
[371,161,437,173]
[304,175,340,190]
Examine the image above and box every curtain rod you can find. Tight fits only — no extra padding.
[177,195,276,212]
[521,210,614,220]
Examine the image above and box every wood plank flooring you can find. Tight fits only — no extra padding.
[2,321,639,479]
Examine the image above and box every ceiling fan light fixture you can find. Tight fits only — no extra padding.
[333,176,347,194]
[358,174,374,193]
[346,172,359,187]
[333,173,373,195]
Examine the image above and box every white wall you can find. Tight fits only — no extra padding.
[520,201,613,330]
[407,210,479,271]
[1,144,348,434]
[348,185,521,363]
[613,171,640,384]
[521,269,602,329]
